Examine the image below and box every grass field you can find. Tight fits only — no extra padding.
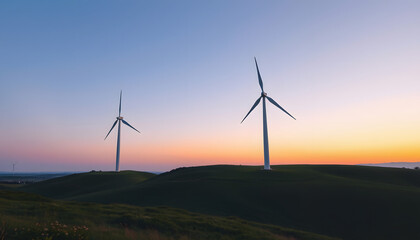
[21,165,420,240]
[0,189,337,240]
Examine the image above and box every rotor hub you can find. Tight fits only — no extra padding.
[117,116,123,120]
[261,92,267,97]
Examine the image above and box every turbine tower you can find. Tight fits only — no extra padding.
[241,58,296,170]
[105,91,140,172]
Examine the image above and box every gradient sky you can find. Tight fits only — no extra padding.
[1,0,419,172]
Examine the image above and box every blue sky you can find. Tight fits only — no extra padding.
[1,0,419,171]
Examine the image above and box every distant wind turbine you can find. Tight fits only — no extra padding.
[105,91,140,172]
[241,58,296,170]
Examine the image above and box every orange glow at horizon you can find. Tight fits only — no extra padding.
[2,133,419,171]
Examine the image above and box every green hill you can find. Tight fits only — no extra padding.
[0,190,337,240]
[23,170,155,200]
[22,165,420,240]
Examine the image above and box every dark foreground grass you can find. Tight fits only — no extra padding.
[0,190,338,240]
[22,165,420,240]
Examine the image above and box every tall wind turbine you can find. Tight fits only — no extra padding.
[241,58,296,170]
[105,91,140,172]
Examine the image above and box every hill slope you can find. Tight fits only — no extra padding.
[23,165,420,240]
[23,170,155,199]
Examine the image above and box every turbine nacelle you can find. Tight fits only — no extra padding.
[117,116,124,120]
[261,92,267,97]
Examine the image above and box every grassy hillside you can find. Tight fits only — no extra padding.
[23,170,155,200]
[23,165,420,240]
[0,190,337,240]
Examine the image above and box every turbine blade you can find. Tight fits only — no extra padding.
[241,97,262,123]
[266,96,296,120]
[122,120,140,133]
[105,120,118,140]
[254,57,264,92]
[119,90,122,117]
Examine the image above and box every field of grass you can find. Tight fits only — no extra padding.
[0,190,337,240]
[21,165,420,240]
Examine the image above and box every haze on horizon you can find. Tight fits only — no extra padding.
[0,0,419,172]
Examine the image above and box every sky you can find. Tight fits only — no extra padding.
[0,0,419,172]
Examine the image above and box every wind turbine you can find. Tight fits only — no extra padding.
[105,91,140,172]
[241,58,296,170]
